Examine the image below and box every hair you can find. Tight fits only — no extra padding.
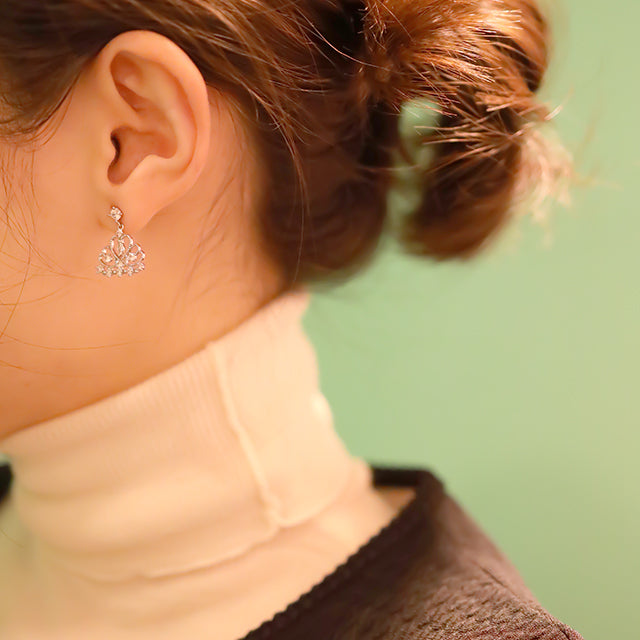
[0,0,565,288]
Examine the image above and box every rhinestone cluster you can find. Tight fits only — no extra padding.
[96,206,146,277]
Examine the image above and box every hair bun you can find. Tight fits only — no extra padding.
[351,0,567,259]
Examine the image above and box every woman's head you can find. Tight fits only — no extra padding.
[0,0,558,434]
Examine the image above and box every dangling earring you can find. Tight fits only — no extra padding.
[96,205,146,278]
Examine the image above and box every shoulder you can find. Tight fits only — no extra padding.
[243,466,584,640]
[356,466,585,640]
[381,531,583,639]
[0,460,583,640]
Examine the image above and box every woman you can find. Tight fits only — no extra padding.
[0,1,581,639]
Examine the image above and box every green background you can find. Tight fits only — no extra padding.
[303,2,638,639]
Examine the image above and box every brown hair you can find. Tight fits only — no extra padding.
[0,0,562,287]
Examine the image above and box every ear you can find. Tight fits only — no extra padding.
[86,30,212,234]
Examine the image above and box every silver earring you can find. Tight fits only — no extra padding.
[96,205,146,278]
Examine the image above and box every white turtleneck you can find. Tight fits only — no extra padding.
[0,287,397,640]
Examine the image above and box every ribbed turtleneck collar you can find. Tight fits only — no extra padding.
[0,286,355,583]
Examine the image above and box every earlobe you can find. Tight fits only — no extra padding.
[91,30,212,234]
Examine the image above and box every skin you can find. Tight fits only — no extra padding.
[0,30,286,438]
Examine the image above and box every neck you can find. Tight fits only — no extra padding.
[0,286,356,582]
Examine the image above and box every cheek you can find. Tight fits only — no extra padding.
[0,142,37,299]
[0,272,100,438]
[0,151,81,435]
[0,154,38,345]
